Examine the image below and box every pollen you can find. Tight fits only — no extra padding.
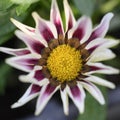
[47,44,82,83]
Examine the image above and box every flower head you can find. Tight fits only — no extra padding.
[0,0,119,115]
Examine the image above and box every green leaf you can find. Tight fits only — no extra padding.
[11,0,39,4]
[77,87,107,120]
[16,4,30,16]
[0,7,29,45]
[0,63,12,94]
[11,0,39,15]
[73,0,96,16]
[0,0,13,11]
[100,0,120,13]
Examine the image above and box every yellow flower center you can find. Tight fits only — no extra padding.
[47,44,82,83]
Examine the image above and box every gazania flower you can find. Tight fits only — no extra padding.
[0,0,119,115]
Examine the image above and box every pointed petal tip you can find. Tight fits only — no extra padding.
[110,83,116,89]
[79,109,84,114]
[34,109,39,116]
[11,102,20,109]
[100,99,105,105]
[5,58,11,65]
[10,18,20,27]
[64,111,69,116]
[19,75,28,82]
[113,68,120,74]
[10,18,15,23]
[32,12,39,20]
[107,12,114,18]
[103,13,114,23]
[99,95,105,105]
[0,47,5,53]
[32,11,37,16]
[32,12,40,25]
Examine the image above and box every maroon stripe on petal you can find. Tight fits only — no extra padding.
[72,28,84,41]
[15,58,39,65]
[68,14,74,30]
[41,28,54,42]
[38,84,56,104]
[70,86,81,98]
[30,84,41,94]
[16,31,45,54]
[86,13,113,44]
[50,0,63,34]
[23,64,35,71]
[54,20,63,34]
[44,84,56,95]
[34,70,45,81]
[14,49,31,56]
[88,45,99,54]
[0,47,30,56]
[87,31,99,43]
[90,65,104,71]
[30,41,45,54]
[26,28,35,33]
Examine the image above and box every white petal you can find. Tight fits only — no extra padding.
[0,47,30,56]
[5,54,39,72]
[86,38,119,50]
[50,0,64,34]
[10,18,35,36]
[60,88,69,115]
[67,84,85,114]
[63,0,76,31]
[19,74,49,86]
[84,75,115,89]
[88,48,116,62]
[15,30,45,56]
[87,13,114,42]
[85,63,120,75]
[32,12,57,42]
[80,81,105,105]
[68,16,92,44]
[35,84,59,115]
[11,84,41,108]
[19,66,49,86]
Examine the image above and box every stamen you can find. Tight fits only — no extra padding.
[47,44,82,83]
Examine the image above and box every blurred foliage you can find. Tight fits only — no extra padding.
[11,0,39,15]
[73,0,96,16]
[0,0,120,119]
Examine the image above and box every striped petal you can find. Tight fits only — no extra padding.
[35,84,59,115]
[6,54,39,72]
[15,30,45,55]
[11,84,41,108]
[68,16,92,44]
[64,0,76,31]
[60,88,69,115]
[86,38,119,54]
[0,47,30,56]
[50,0,64,34]
[32,12,57,42]
[87,13,114,43]
[67,84,85,114]
[80,81,105,105]
[19,66,49,86]
[84,75,115,89]
[88,48,116,62]
[85,63,119,75]
[10,18,35,35]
